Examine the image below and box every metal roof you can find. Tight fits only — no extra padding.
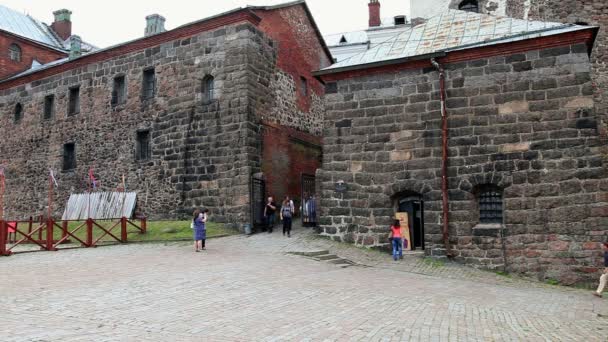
[319,9,594,73]
[0,4,64,49]
[324,31,369,47]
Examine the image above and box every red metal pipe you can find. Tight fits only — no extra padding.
[431,58,453,257]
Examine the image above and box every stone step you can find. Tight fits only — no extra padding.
[299,250,330,257]
[314,254,340,261]
[328,258,354,265]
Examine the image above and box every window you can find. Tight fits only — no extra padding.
[68,86,80,115]
[9,44,21,62]
[112,76,126,106]
[63,143,76,171]
[142,68,156,100]
[300,76,308,97]
[459,0,479,13]
[14,103,23,123]
[394,16,406,26]
[43,95,54,120]
[479,186,503,224]
[339,35,347,44]
[202,75,215,103]
[136,130,151,160]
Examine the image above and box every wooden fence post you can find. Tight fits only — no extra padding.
[46,219,57,251]
[86,218,93,247]
[141,217,147,234]
[0,220,10,256]
[121,217,127,243]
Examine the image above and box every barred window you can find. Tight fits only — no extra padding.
[202,75,215,104]
[68,86,80,115]
[9,44,21,62]
[43,95,54,120]
[459,0,479,13]
[136,130,151,161]
[112,76,126,106]
[63,143,76,170]
[142,68,156,100]
[479,186,502,224]
[14,103,23,123]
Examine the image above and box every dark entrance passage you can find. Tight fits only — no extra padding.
[398,196,425,250]
[301,174,317,227]
[250,176,266,233]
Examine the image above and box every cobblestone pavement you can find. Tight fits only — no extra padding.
[2,225,608,341]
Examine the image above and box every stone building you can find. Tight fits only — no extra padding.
[314,10,606,284]
[0,1,331,226]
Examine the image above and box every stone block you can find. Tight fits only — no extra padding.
[389,151,412,161]
[499,142,530,153]
[564,97,594,108]
[498,100,529,114]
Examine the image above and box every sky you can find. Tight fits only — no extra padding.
[3,0,410,48]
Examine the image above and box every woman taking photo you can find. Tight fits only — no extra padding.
[192,209,205,252]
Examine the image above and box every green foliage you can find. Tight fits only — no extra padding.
[422,257,445,268]
[545,278,560,286]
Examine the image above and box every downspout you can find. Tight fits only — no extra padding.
[430,58,453,258]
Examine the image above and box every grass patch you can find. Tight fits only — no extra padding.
[10,220,238,244]
[422,257,445,268]
[496,271,512,278]
[545,278,560,286]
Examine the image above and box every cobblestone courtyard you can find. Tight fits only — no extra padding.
[2,227,607,341]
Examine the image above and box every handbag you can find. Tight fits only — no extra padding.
[190,221,194,229]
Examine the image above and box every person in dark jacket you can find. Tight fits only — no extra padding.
[593,242,608,298]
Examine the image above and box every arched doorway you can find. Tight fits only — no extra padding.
[397,193,425,250]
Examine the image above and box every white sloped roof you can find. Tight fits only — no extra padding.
[319,9,593,73]
[0,4,64,49]
[324,31,369,47]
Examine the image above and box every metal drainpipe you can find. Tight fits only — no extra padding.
[430,58,453,258]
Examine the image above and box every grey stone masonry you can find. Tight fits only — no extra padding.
[0,22,280,224]
[319,43,608,285]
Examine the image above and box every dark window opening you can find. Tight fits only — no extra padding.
[325,82,338,94]
[68,86,80,115]
[339,36,347,44]
[136,130,151,161]
[394,15,406,25]
[63,143,76,171]
[142,68,156,100]
[479,186,503,224]
[459,0,479,13]
[575,21,589,26]
[300,76,308,97]
[9,43,21,62]
[14,103,23,123]
[202,75,215,104]
[112,76,126,106]
[43,95,54,120]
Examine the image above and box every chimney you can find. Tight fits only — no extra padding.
[145,14,166,37]
[368,0,381,28]
[69,35,81,59]
[51,9,72,41]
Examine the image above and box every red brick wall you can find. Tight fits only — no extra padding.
[261,121,321,215]
[0,32,66,80]
[254,5,331,112]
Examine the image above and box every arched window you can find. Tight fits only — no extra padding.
[478,185,502,224]
[14,103,23,123]
[9,44,21,62]
[459,0,479,13]
[202,75,215,103]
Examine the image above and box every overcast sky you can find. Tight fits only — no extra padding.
[4,0,410,48]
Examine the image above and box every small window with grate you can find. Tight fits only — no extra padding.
[459,0,479,12]
[68,86,80,115]
[9,43,21,62]
[300,76,308,97]
[142,68,156,100]
[479,186,503,224]
[14,103,23,124]
[202,75,215,104]
[112,76,126,106]
[63,143,76,171]
[43,95,54,120]
[136,130,151,161]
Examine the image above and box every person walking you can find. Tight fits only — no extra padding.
[264,196,277,233]
[200,208,209,250]
[192,209,205,252]
[280,196,293,237]
[388,219,403,261]
[593,242,608,298]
